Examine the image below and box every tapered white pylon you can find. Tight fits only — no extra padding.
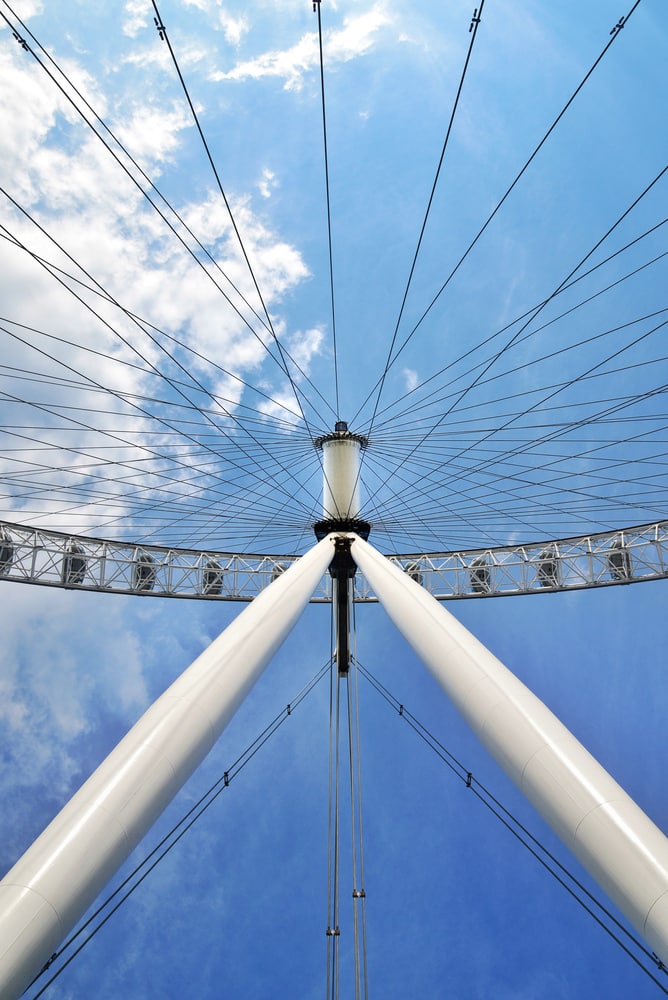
[0,534,337,1000]
[316,422,367,521]
[350,534,668,964]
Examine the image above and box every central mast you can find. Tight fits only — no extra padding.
[313,420,369,674]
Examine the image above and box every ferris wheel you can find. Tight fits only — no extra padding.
[0,2,667,997]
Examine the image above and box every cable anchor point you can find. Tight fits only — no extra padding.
[326,926,340,936]
[313,0,321,11]
[610,15,625,35]
[13,30,29,51]
[154,16,167,41]
[469,8,482,32]
[466,772,473,788]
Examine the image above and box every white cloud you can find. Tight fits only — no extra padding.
[211,3,391,91]
[0,586,149,798]
[402,367,418,391]
[286,326,324,374]
[113,102,193,168]
[218,10,249,47]
[326,5,391,63]
[121,37,209,74]
[0,32,321,537]
[213,29,317,92]
[122,0,150,38]
[5,0,43,18]
[257,387,302,423]
[258,167,277,199]
[179,0,248,45]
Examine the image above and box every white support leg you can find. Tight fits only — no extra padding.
[350,534,668,964]
[0,534,337,1000]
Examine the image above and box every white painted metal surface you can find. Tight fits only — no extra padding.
[0,534,336,1000]
[350,534,668,964]
[321,437,363,519]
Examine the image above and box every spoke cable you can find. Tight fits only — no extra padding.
[352,0,643,427]
[364,164,668,517]
[366,0,487,438]
[149,0,327,444]
[0,204,323,520]
[0,1,335,428]
[314,0,340,419]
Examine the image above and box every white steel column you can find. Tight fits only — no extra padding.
[350,534,668,964]
[316,422,367,522]
[0,534,336,1000]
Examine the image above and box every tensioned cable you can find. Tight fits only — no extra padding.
[429,318,668,505]
[0,201,324,520]
[365,0,487,440]
[0,269,324,547]
[367,308,668,507]
[360,453,619,548]
[26,661,330,998]
[1,3,335,429]
[0,285,315,431]
[0,320,316,528]
[0,0,265,337]
[367,423,668,536]
[352,1,643,428]
[356,661,668,992]
[149,0,325,446]
[369,379,668,478]
[364,163,668,516]
[314,0,340,419]
[381,297,668,438]
[359,447,510,547]
[388,433,668,522]
[380,259,668,524]
[145,3,344,521]
[0,393,317,556]
[370,239,668,434]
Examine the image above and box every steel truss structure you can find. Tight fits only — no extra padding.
[2,518,667,602]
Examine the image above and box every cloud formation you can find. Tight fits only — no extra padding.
[211,4,392,91]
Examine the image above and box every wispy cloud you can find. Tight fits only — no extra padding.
[211,4,392,91]
[122,0,150,38]
[258,166,277,199]
[402,367,418,391]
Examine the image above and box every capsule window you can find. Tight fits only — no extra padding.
[133,551,156,592]
[202,558,223,596]
[0,528,13,575]
[608,537,632,581]
[470,556,490,594]
[537,547,559,588]
[62,541,87,586]
[405,561,423,586]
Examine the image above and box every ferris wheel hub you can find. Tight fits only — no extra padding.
[314,421,370,541]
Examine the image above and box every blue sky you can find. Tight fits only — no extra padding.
[0,1,667,997]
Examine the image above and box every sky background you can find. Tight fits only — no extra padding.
[0,1,667,998]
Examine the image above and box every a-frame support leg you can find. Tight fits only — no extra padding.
[0,534,337,1000]
[350,534,668,965]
